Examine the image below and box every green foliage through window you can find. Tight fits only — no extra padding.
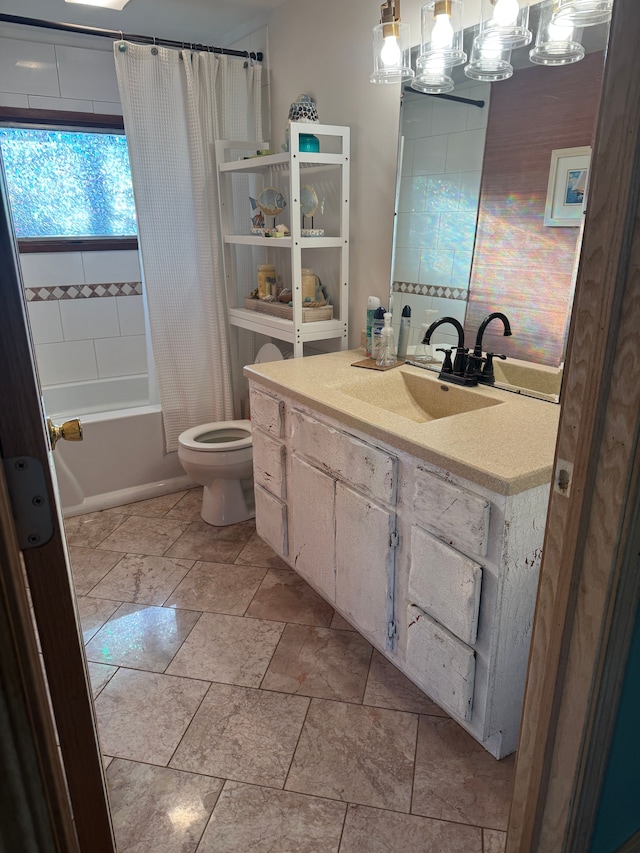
[0,127,137,238]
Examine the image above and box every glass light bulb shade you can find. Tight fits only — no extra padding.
[530,0,585,64]
[371,20,414,83]
[411,69,455,94]
[552,0,613,26]
[479,0,532,48]
[418,0,466,69]
[465,38,514,80]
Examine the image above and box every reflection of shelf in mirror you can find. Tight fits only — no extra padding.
[219,152,345,173]
[224,235,344,248]
[229,307,344,340]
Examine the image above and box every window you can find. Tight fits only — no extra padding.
[0,118,137,250]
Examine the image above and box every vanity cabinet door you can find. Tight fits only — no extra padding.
[255,484,288,558]
[335,482,396,650]
[290,454,336,602]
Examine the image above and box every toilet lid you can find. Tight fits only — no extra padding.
[255,343,284,364]
[178,420,252,452]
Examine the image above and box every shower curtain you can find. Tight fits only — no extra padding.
[114,42,262,451]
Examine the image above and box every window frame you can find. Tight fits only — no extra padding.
[0,107,138,253]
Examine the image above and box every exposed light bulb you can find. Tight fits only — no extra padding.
[380,34,402,66]
[432,13,454,49]
[548,18,573,41]
[493,0,520,26]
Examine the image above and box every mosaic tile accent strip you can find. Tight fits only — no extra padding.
[393,281,467,301]
[25,282,142,302]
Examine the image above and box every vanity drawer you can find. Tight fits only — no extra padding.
[412,467,490,557]
[290,409,397,505]
[249,388,284,438]
[406,604,475,722]
[409,525,482,646]
[255,484,288,558]
[252,427,286,500]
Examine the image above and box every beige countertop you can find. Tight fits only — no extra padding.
[245,349,560,496]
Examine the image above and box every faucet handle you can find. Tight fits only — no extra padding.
[482,352,507,384]
[436,348,453,373]
[464,352,485,379]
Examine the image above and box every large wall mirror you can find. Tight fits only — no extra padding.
[389,8,610,401]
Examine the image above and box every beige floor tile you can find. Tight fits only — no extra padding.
[170,683,309,787]
[85,603,201,672]
[115,491,187,518]
[286,699,417,812]
[412,716,515,830]
[68,546,125,595]
[106,758,222,853]
[88,554,194,605]
[165,523,248,563]
[235,531,290,569]
[97,516,188,557]
[246,568,335,627]
[262,624,372,702]
[166,612,283,687]
[164,488,205,522]
[64,511,127,548]
[76,595,121,642]
[94,668,209,765]
[87,661,118,698]
[330,611,356,631]
[165,561,266,615]
[364,650,448,716]
[340,804,482,852]
[484,829,507,852]
[103,756,114,771]
[199,781,346,853]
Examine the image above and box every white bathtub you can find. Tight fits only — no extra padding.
[45,378,191,517]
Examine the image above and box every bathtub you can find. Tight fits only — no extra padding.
[45,377,191,517]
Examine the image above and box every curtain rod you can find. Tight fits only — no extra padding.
[403,88,485,109]
[0,13,263,61]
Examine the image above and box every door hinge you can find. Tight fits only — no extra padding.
[3,456,54,549]
[387,619,397,640]
[390,530,399,549]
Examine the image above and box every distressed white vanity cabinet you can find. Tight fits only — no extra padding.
[247,354,557,759]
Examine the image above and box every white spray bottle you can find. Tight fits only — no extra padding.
[414,309,439,363]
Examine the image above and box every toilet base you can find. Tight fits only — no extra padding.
[201,477,255,526]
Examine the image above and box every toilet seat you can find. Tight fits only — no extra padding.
[178,419,252,452]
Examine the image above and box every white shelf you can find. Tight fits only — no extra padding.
[224,235,346,249]
[229,308,346,339]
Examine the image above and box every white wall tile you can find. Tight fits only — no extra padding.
[445,129,487,173]
[459,171,483,211]
[0,91,29,108]
[36,340,98,386]
[437,211,478,253]
[402,98,432,139]
[19,252,85,288]
[452,251,473,289]
[81,250,141,284]
[412,135,448,175]
[27,301,64,344]
[431,97,468,134]
[466,84,491,131]
[0,38,59,96]
[60,297,120,341]
[397,175,428,213]
[392,248,421,282]
[92,101,123,115]
[395,213,439,250]
[418,249,455,287]
[116,296,145,336]
[400,138,415,176]
[55,45,120,103]
[430,297,467,326]
[425,173,462,212]
[95,335,147,378]
[28,94,94,112]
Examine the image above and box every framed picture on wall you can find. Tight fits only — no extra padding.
[544,146,591,227]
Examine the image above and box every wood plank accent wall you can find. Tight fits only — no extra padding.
[466,52,604,366]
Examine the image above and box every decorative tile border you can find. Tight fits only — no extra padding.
[25,282,142,302]
[393,281,468,301]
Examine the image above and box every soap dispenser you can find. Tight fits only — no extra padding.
[376,312,397,367]
[414,309,439,363]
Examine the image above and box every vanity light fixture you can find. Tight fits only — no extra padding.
[530,0,585,65]
[465,37,514,80]
[371,0,414,84]
[417,0,467,69]
[477,0,532,49]
[551,0,613,26]
[64,0,131,8]
[412,54,455,93]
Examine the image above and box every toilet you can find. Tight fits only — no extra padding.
[177,343,285,526]
[178,420,254,526]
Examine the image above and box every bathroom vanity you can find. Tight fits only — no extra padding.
[245,350,560,758]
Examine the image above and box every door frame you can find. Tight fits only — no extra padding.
[507,0,640,848]
[0,164,115,850]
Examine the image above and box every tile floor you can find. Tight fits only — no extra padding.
[67,487,514,852]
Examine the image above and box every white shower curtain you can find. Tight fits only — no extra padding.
[114,42,262,451]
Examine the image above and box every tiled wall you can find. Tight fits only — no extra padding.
[0,23,148,394]
[392,82,490,348]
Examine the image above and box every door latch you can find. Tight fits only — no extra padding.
[3,456,54,549]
